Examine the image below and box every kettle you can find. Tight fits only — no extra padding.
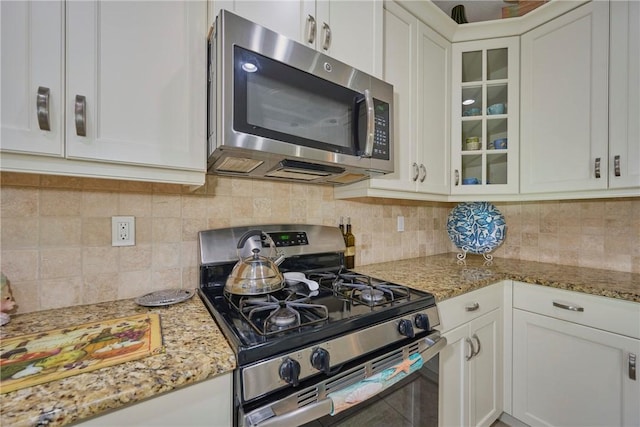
[224,230,286,295]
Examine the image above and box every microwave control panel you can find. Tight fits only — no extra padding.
[372,100,390,160]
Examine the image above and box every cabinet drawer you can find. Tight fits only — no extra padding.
[513,282,640,339]
[437,283,503,332]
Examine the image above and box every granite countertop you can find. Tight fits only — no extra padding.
[0,293,235,427]
[354,253,640,303]
[1,254,638,427]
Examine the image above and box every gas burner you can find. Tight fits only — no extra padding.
[228,290,329,336]
[360,288,385,303]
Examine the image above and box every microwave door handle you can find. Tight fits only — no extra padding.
[361,89,375,158]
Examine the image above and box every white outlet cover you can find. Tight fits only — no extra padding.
[397,215,405,232]
[112,216,135,246]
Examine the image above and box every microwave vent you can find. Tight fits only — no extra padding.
[326,173,367,184]
[265,159,345,181]
[216,157,263,173]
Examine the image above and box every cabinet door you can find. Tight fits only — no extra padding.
[416,21,450,195]
[469,309,502,427]
[451,37,519,195]
[0,0,64,156]
[212,0,312,44]
[520,1,609,193]
[609,0,640,190]
[320,0,383,78]
[440,324,471,427]
[513,310,640,427]
[65,1,206,171]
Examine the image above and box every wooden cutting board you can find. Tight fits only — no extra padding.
[0,313,163,394]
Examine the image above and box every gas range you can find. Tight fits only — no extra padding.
[197,224,442,425]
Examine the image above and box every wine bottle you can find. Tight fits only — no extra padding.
[338,216,344,236]
[344,217,355,269]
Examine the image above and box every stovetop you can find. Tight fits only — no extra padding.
[197,224,437,367]
[199,265,436,366]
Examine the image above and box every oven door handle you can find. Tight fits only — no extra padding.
[255,398,333,427]
[419,334,447,362]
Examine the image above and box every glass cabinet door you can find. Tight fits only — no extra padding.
[452,38,519,194]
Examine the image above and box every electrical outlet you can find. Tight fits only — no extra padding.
[397,215,404,232]
[112,216,135,246]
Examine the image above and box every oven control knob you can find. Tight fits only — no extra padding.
[414,313,431,331]
[310,347,331,375]
[279,357,301,386]
[398,318,415,338]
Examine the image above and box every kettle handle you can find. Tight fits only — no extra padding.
[236,229,264,249]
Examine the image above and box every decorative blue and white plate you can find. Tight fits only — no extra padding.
[446,202,506,260]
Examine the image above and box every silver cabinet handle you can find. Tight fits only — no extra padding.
[614,155,621,177]
[465,337,475,361]
[321,22,331,51]
[36,86,51,131]
[595,157,601,178]
[412,163,419,181]
[552,301,584,312]
[419,164,426,182]
[74,95,87,136]
[472,333,481,357]
[465,302,479,312]
[630,353,637,381]
[305,15,316,44]
[454,169,460,186]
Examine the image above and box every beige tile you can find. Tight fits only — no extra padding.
[0,250,39,282]
[253,197,272,218]
[181,195,209,218]
[39,277,82,310]
[119,180,154,194]
[182,266,199,289]
[1,217,39,248]
[83,247,119,275]
[1,186,38,217]
[119,244,152,272]
[152,217,182,243]
[152,243,181,268]
[231,177,253,197]
[82,177,121,191]
[40,217,82,247]
[152,268,182,289]
[135,217,153,245]
[182,218,208,241]
[41,189,82,216]
[152,194,181,218]
[40,248,82,279]
[82,273,119,304]
[231,197,253,220]
[1,172,40,187]
[8,280,40,314]
[81,191,119,217]
[207,195,232,221]
[181,241,198,268]
[118,270,152,299]
[151,182,183,194]
[119,193,152,217]
[40,175,83,189]
[82,217,112,246]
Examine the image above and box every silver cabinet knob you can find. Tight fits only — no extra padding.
[419,164,426,182]
[36,86,51,131]
[305,15,316,44]
[74,95,87,136]
[321,22,331,50]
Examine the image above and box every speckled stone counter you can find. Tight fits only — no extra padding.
[0,293,235,427]
[354,253,640,303]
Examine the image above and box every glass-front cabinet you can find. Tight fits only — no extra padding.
[451,37,519,195]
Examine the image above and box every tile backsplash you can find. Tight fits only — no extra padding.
[1,172,638,314]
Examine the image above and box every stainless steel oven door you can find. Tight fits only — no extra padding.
[240,332,446,427]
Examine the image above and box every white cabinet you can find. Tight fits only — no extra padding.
[211,0,382,78]
[0,1,64,156]
[335,1,450,200]
[1,0,206,185]
[76,373,232,427]
[520,1,609,193]
[512,282,640,427]
[439,285,504,427]
[451,37,519,196]
[609,0,640,190]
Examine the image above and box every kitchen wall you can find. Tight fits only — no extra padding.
[1,172,638,314]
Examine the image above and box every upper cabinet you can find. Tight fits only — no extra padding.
[1,0,206,185]
[520,1,610,193]
[335,1,450,200]
[451,37,519,196]
[609,1,640,190]
[211,0,383,78]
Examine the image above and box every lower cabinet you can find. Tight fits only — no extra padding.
[75,373,232,427]
[512,282,640,427]
[438,284,504,427]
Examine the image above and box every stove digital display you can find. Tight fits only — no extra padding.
[263,231,309,247]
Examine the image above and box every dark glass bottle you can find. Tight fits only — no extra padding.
[344,217,355,269]
[338,216,344,236]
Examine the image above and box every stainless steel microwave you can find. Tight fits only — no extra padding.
[207,10,394,185]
